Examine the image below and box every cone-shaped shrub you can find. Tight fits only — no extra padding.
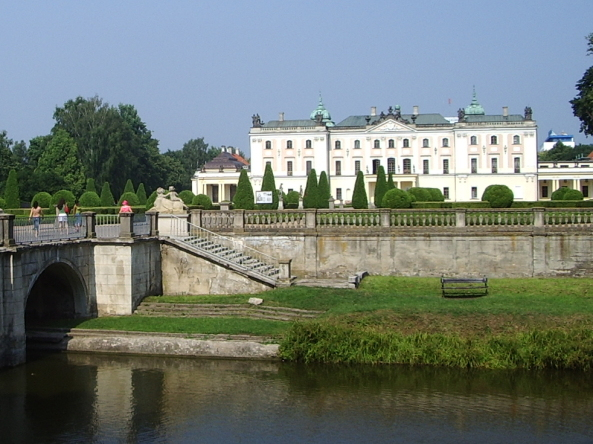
[179,190,195,205]
[146,191,157,210]
[100,182,116,207]
[260,163,278,209]
[382,188,413,209]
[79,191,101,207]
[303,169,319,209]
[374,166,388,208]
[351,171,368,209]
[86,178,97,194]
[318,171,330,209]
[123,179,135,195]
[387,173,396,191]
[233,169,255,210]
[31,192,52,209]
[192,194,213,209]
[118,192,140,206]
[4,169,20,209]
[0,198,5,209]
[481,184,514,208]
[136,183,148,205]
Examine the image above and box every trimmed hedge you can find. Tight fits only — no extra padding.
[79,191,101,207]
[481,184,514,208]
[51,190,76,209]
[0,197,5,208]
[407,187,432,202]
[382,188,413,209]
[31,192,52,208]
[179,190,195,205]
[192,194,213,210]
[118,192,140,206]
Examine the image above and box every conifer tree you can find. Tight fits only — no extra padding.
[123,179,135,195]
[374,166,387,208]
[136,183,148,205]
[5,169,20,209]
[86,178,97,194]
[303,169,319,209]
[317,171,330,209]
[351,171,368,209]
[387,173,396,191]
[100,181,115,207]
[260,163,278,209]
[233,169,255,210]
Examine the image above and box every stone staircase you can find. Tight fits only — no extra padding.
[167,235,281,286]
[134,302,324,322]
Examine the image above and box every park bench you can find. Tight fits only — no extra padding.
[441,276,488,298]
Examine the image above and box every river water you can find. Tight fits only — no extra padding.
[1,352,592,443]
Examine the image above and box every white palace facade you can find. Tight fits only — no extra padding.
[192,92,539,204]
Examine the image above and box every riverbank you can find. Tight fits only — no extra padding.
[37,276,593,369]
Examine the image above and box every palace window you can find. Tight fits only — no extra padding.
[443,159,449,174]
[443,187,449,199]
[372,159,380,174]
[387,158,396,174]
[306,160,312,175]
[287,140,293,149]
[265,141,271,150]
[354,140,360,149]
[442,138,449,147]
[403,159,411,174]
[470,135,477,145]
[336,188,342,200]
[513,135,521,144]
[471,187,478,199]
[335,160,341,176]
[422,138,430,148]
[423,159,429,174]
[514,157,521,173]
[374,139,380,148]
[335,140,341,150]
[491,158,498,174]
[403,138,410,148]
[388,139,395,148]
[287,161,293,176]
[306,139,312,148]
[354,160,361,174]
[471,158,477,174]
[490,135,498,145]
[541,186,548,198]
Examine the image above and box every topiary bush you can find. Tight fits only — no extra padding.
[146,191,157,210]
[303,169,319,209]
[79,191,101,207]
[179,190,195,205]
[351,171,368,209]
[136,183,148,205]
[4,169,20,209]
[118,192,140,206]
[285,190,300,209]
[374,166,388,208]
[382,188,413,208]
[51,190,76,209]
[551,186,570,200]
[260,163,279,210]
[31,192,52,209]
[0,197,5,209]
[481,184,514,208]
[192,194,213,209]
[233,169,255,210]
[100,182,115,207]
[318,171,330,209]
[407,187,433,202]
[426,188,445,202]
[563,189,584,200]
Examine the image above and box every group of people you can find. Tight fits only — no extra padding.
[28,198,83,237]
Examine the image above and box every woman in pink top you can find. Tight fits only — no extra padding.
[119,200,133,213]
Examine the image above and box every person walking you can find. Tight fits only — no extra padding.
[72,199,82,232]
[29,201,43,237]
[56,198,69,234]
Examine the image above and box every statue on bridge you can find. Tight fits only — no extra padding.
[150,187,188,214]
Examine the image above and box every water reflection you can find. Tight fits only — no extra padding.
[1,352,592,443]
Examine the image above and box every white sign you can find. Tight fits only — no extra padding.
[256,191,273,204]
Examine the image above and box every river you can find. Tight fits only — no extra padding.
[1,352,592,443]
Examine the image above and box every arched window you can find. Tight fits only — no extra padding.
[442,138,449,147]
[403,138,410,148]
[513,135,520,144]
[287,140,293,149]
[387,158,395,174]
[372,159,380,174]
[335,140,341,150]
[470,135,477,145]
[490,135,498,145]
[403,159,411,174]
[374,139,380,148]
[422,138,430,148]
[265,141,271,150]
[354,140,360,149]
[306,139,312,148]
[388,139,395,148]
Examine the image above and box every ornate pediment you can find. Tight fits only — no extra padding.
[369,119,414,133]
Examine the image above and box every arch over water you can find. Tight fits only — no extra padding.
[25,261,92,326]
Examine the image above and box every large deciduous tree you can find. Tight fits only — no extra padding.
[163,138,220,191]
[571,33,593,137]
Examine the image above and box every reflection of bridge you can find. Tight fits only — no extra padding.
[0,211,287,368]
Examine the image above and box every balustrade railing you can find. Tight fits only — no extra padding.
[13,215,86,244]
[544,209,593,226]
[466,209,535,227]
[200,211,234,231]
[317,210,381,227]
[95,214,120,238]
[245,210,307,229]
[390,210,456,227]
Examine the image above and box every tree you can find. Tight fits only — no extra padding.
[303,169,319,209]
[386,173,396,191]
[233,169,254,210]
[260,163,278,209]
[374,166,388,208]
[4,169,20,208]
[318,171,330,209]
[123,179,135,195]
[163,138,221,191]
[136,183,148,204]
[192,194,213,209]
[100,181,115,207]
[571,33,593,136]
[382,188,413,209]
[351,171,368,209]
[0,131,17,192]
[481,184,514,208]
[86,178,97,194]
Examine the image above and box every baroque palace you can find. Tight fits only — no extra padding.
[193,92,542,203]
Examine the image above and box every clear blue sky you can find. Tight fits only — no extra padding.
[1,0,591,156]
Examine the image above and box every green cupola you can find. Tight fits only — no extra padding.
[464,87,485,115]
[310,94,334,126]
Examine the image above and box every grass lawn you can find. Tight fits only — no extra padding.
[50,276,593,338]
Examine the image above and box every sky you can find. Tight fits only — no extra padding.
[1,0,592,157]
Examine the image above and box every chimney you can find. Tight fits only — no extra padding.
[502,106,508,117]
[371,106,377,116]
[279,112,284,122]
[413,105,419,115]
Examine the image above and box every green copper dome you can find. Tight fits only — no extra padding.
[464,87,485,115]
[310,95,334,126]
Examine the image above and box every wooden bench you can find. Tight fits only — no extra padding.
[441,276,488,298]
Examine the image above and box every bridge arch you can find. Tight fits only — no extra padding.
[25,259,94,325]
